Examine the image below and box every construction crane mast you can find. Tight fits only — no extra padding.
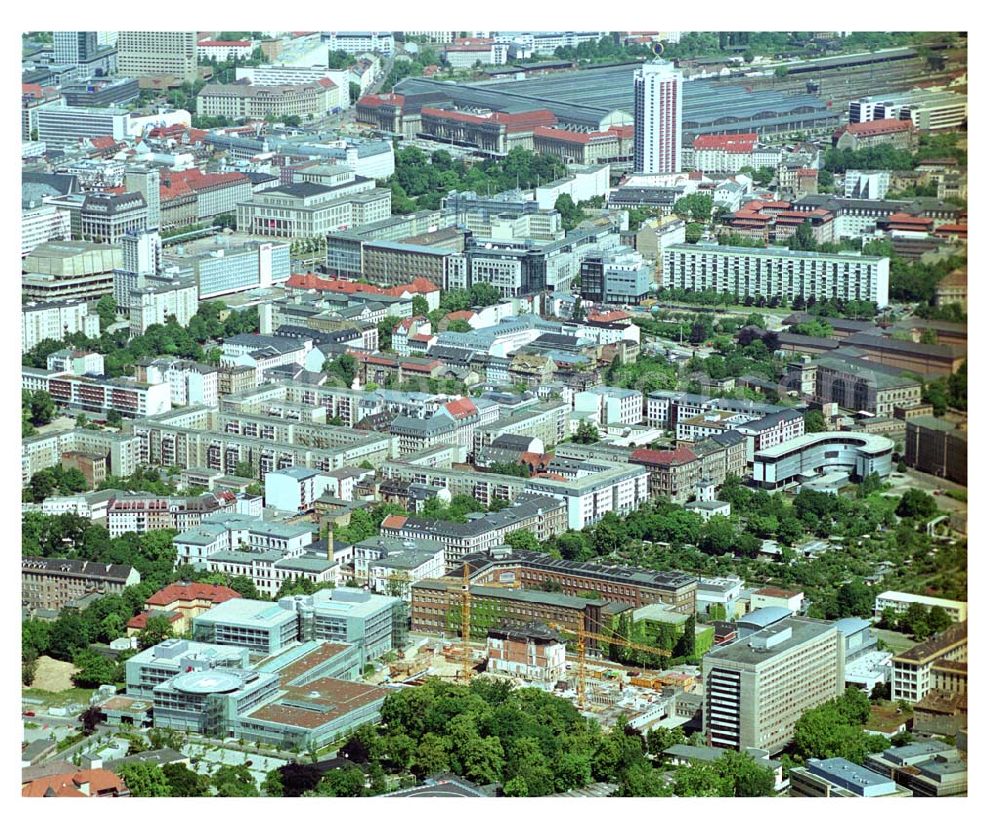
[461,562,472,683]
[555,612,675,709]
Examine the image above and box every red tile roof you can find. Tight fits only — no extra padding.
[423,107,556,132]
[126,610,184,630]
[444,397,477,420]
[23,770,128,798]
[587,309,631,324]
[692,133,758,153]
[533,125,631,145]
[629,447,698,467]
[163,169,249,192]
[146,582,243,607]
[446,310,474,321]
[386,276,439,295]
[842,118,914,137]
[382,514,408,530]
[358,93,405,108]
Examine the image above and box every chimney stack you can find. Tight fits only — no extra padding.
[327,525,334,562]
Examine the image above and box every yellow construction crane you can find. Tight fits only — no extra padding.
[461,562,472,683]
[551,612,675,709]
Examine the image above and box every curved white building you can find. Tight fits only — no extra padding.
[752,431,893,489]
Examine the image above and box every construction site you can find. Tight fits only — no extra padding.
[384,566,703,730]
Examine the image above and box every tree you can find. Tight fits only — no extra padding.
[310,764,367,797]
[670,762,725,796]
[349,82,361,104]
[79,706,103,735]
[138,614,175,650]
[803,410,826,433]
[684,222,703,244]
[788,222,818,252]
[674,615,697,658]
[896,489,937,520]
[29,389,56,426]
[571,421,600,444]
[72,648,121,688]
[835,580,875,618]
[672,193,713,222]
[616,762,669,796]
[163,763,211,797]
[95,295,118,330]
[119,761,172,797]
[213,764,259,797]
[233,460,255,479]
[713,751,774,797]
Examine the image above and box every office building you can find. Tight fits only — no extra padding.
[790,758,910,797]
[61,78,140,108]
[125,167,161,230]
[751,432,893,490]
[330,31,394,56]
[22,205,72,259]
[52,32,99,67]
[22,557,140,614]
[815,356,923,416]
[35,106,129,150]
[286,588,400,662]
[662,245,890,307]
[580,247,651,304]
[191,599,301,655]
[457,548,698,613]
[236,181,391,239]
[844,170,890,201]
[127,273,198,336]
[382,496,569,569]
[865,741,968,797]
[486,624,566,683]
[21,300,100,352]
[80,192,148,245]
[117,31,199,82]
[633,60,683,174]
[702,617,845,755]
[167,238,291,299]
[904,416,967,485]
[196,80,341,121]
[891,621,968,704]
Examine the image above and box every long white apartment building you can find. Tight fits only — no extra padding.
[22,299,100,352]
[138,358,219,408]
[131,406,397,479]
[21,427,141,485]
[22,206,72,258]
[23,367,173,418]
[875,591,967,624]
[661,244,890,308]
[235,66,350,110]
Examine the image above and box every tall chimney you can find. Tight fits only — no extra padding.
[327,525,334,562]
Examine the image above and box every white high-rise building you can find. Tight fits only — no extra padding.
[633,60,684,175]
[52,32,99,67]
[125,166,161,230]
[121,229,163,276]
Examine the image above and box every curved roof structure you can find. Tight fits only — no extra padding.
[396,64,836,134]
[171,670,242,695]
[738,606,793,630]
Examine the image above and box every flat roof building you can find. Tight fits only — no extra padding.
[702,617,844,755]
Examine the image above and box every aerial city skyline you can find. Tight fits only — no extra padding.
[19,28,968,800]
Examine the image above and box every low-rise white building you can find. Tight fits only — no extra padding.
[875,591,967,623]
